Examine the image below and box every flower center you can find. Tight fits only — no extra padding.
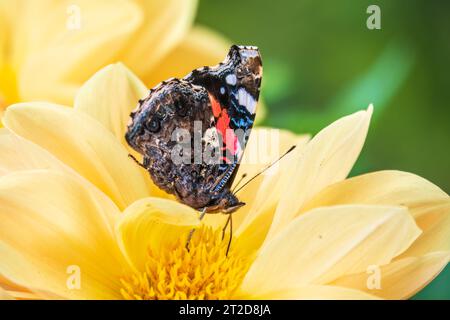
[120,227,250,300]
[0,63,19,111]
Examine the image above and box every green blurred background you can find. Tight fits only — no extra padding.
[197,0,450,299]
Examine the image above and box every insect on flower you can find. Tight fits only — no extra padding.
[126,45,293,251]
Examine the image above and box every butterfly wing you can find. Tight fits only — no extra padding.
[126,45,262,212]
[185,45,263,192]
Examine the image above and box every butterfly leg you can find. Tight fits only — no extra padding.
[226,214,233,256]
[221,214,231,240]
[128,154,147,169]
[185,207,207,251]
[128,154,150,170]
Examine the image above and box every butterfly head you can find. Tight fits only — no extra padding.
[206,190,245,214]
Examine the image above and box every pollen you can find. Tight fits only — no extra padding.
[120,227,251,300]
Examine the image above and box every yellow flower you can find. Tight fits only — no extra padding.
[0,0,228,114]
[0,64,449,300]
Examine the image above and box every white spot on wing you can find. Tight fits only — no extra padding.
[238,88,257,114]
[225,74,237,86]
[238,88,246,105]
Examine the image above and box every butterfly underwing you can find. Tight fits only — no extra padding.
[125,45,263,214]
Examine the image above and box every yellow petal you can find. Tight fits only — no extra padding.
[0,3,17,111]
[239,285,380,300]
[16,0,142,105]
[0,63,18,113]
[234,131,310,254]
[0,0,11,64]
[0,128,155,223]
[234,129,309,226]
[74,63,148,147]
[122,0,198,78]
[0,274,48,299]
[301,170,450,257]
[0,274,25,292]
[143,26,229,87]
[240,204,421,295]
[116,197,200,272]
[331,251,450,300]
[0,274,55,299]
[398,202,450,258]
[0,170,128,299]
[1,290,49,300]
[0,128,67,176]
[3,102,152,210]
[266,106,373,240]
[302,170,448,217]
[0,287,13,300]
[0,2,7,76]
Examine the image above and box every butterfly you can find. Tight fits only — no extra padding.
[125,45,262,216]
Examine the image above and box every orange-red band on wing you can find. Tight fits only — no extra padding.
[209,94,222,118]
[208,94,240,157]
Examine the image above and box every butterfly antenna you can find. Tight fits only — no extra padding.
[234,145,296,195]
[231,173,248,193]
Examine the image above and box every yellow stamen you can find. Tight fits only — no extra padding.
[120,227,250,300]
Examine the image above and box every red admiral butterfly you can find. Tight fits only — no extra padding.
[126,45,263,216]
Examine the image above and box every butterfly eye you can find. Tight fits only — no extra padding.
[146,117,160,133]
